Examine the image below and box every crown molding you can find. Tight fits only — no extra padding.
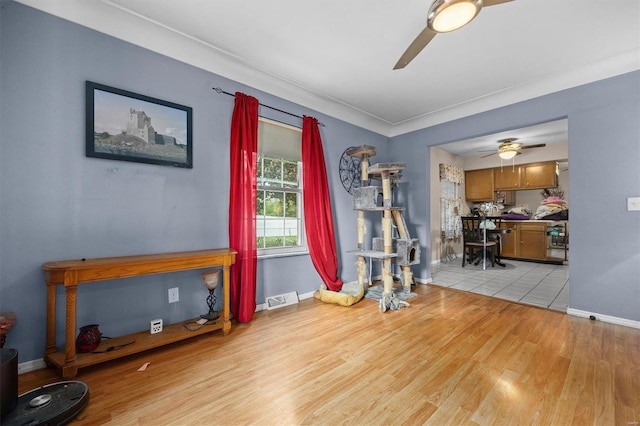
[15,0,640,138]
[387,49,640,137]
[14,0,392,135]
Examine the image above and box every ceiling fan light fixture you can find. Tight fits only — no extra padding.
[498,150,518,160]
[428,0,482,33]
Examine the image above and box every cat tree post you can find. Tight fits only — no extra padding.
[356,152,371,288]
[391,210,415,294]
[381,170,394,297]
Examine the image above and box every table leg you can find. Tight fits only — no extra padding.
[222,265,231,335]
[495,236,506,267]
[63,270,79,378]
[45,282,57,358]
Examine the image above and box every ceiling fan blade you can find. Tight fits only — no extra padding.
[481,152,498,158]
[393,26,438,70]
[520,143,547,150]
[484,0,513,7]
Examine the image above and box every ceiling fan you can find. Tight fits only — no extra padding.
[481,138,546,159]
[393,0,513,70]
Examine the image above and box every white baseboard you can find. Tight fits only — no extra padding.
[256,290,316,312]
[298,290,316,300]
[18,358,47,374]
[567,308,640,329]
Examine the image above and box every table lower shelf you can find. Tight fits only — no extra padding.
[45,317,229,374]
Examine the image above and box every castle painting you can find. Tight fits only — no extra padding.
[86,81,193,168]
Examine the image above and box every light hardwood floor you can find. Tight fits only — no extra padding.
[18,285,640,425]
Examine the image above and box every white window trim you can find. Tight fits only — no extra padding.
[256,118,307,259]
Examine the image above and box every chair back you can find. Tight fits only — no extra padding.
[485,216,502,227]
[461,216,485,243]
[484,216,502,241]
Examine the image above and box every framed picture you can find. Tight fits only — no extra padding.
[86,81,193,168]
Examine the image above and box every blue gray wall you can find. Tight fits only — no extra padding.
[1,1,638,366]
[390,71,640,323]
[0,2,387,363]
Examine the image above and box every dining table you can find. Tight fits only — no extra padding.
[485,227,511,267]
[474,217,512,269]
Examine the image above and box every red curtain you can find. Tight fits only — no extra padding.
[302,116,343,292]
[228,92,259,323]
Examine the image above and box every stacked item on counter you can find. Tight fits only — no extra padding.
[501,206,532,220]
[534,196,568,220]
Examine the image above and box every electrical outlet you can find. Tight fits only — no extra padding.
[628,197,640,211]
[168,287,179,303]
[150,318,163,334]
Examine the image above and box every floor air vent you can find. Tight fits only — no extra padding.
[265,292,299,310]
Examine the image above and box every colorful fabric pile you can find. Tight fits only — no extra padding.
[534,196,568,220]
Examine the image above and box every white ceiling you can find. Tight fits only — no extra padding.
[17,0,640,154]
[442,118,568,158]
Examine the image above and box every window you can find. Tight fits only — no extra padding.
[256,118,306,257]
[439,163,464,240]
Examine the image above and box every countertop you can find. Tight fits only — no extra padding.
[500,219,568,223]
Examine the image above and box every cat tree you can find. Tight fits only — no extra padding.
[346,145,420,312]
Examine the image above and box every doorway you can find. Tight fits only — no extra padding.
[429,119,569,310]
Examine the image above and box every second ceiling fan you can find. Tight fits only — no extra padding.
[394,0,513,70]
[481,138,546,159]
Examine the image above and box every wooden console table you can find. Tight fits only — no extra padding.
[43,248,236,379]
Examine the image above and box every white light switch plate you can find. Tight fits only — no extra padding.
[168,287,179,303]
[627,197,640,211]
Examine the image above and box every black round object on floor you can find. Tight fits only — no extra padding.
[2,380,90,426]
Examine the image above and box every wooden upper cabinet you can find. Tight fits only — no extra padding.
[494,166,521,190]
[465,161,557,202]
[521,162,558,189]
[465,168,494,201]
[494,161,558,191]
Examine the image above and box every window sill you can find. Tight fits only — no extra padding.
[258,250,309,260]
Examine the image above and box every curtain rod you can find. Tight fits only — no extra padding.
[212,87,324,127]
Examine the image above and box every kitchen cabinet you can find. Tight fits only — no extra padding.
[465,168,494,201]
[521,162,558,189]
[498,221,563,262]
[494,166,521,190]
[493,161,558,190]
[499,222,517,257]
[518,223,548,260]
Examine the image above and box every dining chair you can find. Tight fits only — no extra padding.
[484,216,502,244]
[461,216,496,267]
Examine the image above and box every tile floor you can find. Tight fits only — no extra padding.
[429,256,569,312]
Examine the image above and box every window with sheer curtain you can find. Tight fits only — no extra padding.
[439,163,464,240]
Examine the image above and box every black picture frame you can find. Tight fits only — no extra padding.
[86,81,193,168]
